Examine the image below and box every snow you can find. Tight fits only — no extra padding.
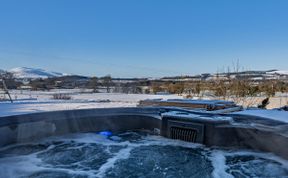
[234,109,288,123]
[0,90,183,117]
[1,89,288,124]
[162,111,233,122]
[9,67,67,79]
[267,70,288,75]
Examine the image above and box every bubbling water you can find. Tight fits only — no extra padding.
[0,131,287,178]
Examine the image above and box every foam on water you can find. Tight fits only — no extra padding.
[0,131,287,178]
[210,151,234,178]
[96,147,134,177]
[223,150,288,177]
[0,144,99,178]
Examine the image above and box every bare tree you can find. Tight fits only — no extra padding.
[89,76,98,93]
[103,75,113,93]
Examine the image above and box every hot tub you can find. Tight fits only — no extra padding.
[0,107,287,177]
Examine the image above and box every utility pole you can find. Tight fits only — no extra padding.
[0,78,13,103]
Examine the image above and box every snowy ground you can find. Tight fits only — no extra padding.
[1,89,288,119]
[0,89,183,117]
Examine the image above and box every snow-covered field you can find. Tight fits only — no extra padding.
[1,89,288,119]
[0,90,183,117]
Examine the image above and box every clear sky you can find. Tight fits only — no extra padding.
[0,0,288,77]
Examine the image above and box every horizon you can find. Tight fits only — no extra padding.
[1,0,288,77]
[3,66,287,79]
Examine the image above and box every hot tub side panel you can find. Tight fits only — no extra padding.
[0,108,161,147]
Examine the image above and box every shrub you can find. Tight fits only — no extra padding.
[52,93,72,100]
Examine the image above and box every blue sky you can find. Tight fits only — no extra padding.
[0,0,288,77]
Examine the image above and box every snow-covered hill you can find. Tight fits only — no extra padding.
[267,70,288,75]
[9,67,66,79]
